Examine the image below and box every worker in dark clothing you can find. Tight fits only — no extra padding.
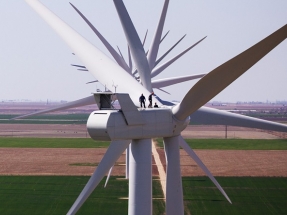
[148,92,154,108]
[139,94,146,108]
[154,102,159,108]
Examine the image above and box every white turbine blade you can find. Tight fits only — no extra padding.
[67,140,130,215]
[173,25,287,121]
[12,95,96,120]
[179,136,232,204]
[117,45,129,71]
[142,29,148,47]
[160,30,170,44]
[155,88,171,95]
[163,136,184,215]
[86,80,98,84]
[71,64,86,69]
[128,46,133,72]
[151,36,207,78]
[151,73,206,89]
[104,166,114,188]
[113,0,152,92]
[117,46,124,59]
[70,3,130,72]
[191,106,287,132]
[147,0,169,69]
[154,34,186,67]
[26,0,157,106]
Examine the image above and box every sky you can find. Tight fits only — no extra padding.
[0,0,286,103]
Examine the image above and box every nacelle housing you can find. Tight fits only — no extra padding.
[87,108,189,141]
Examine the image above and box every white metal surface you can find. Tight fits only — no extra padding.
[173,24,287,121]
[116,93,144,125]
[87,109,189,141]
[25,0,159,107]
[164,136,184,215]
[104,166,114,188]
[70,3,130,72]
[147,0,169,69]
[154,34,186,67]
[191,106,287,132]
[22,1,287,215]
[129,139,152,215]
[12,95,96,120]
[125,145,130,179]
[151,36,207,78]
[113,0,152,92]
[151,73,206,89]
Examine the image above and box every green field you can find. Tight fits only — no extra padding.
[183,177,287,214]
[0,176,286,215]
[157,138,287,150]
[0,176,164,215]
[0,138,110,148]
[1,138,287,150]
[0,114,89,124]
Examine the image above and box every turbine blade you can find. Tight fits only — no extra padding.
[191,106,287,132]
[117,46,124,59]
[67,140,130,215]
[179,136,232,204]
[70,3,129,72]
[77,69,89,71]
[71,64,86,69]
[151,36,206,78]
[113,0,152,91]
[128,45,132,71]
[147,0,169,69]
[151,73,205,88]
[142,29,148,47]
[155,88,171,95]
[86,80,98,84]
[104,166,114,188]
[25,0,156,106]
[155,34,186,67]
[11,95,96,120]
[160,30,170,44]
[173,24,287,121]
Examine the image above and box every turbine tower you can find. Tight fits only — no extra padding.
[16,0,287,214]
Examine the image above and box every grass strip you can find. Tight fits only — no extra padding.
[0,138,110,148]
[156,138,287,150]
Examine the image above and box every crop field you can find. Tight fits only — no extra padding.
[0,114,89,124]
[1,137,287,214]
[0,137,109,148]
[0,176,164,215]
[157,138,287,150]
[1,137,287,149]
[182,176,287,215]
[0,176,286,215]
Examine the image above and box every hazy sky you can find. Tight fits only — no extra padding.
[1,0,286,102]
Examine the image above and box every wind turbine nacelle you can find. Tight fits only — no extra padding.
[87,108,190,141]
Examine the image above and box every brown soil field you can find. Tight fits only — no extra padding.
[1,147,286,177]
[0,124,286,177]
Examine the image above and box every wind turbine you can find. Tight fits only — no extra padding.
[15,0,287,215]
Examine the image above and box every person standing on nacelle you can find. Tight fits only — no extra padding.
[139,94,146,108]
[148,92,154,108]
